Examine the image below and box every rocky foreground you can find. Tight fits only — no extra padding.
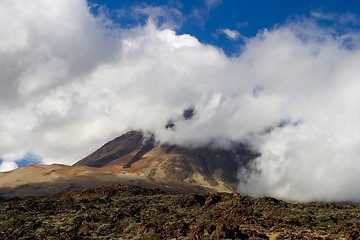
[0,185,360,239]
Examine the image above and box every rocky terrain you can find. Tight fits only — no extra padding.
[0,184,360,240]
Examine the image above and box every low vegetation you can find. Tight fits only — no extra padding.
[0,184,359,239]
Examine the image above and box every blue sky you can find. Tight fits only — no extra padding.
[90,0,360,55]
[0,152,41,169]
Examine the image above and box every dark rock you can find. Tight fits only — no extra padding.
[215,223,249,239]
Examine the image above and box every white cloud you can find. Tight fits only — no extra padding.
[1,0,360,202]
[0,161,18,172]
[190,0,222,27]
[220,28,241,40]
[205,0,223,9]
[311,11,359,26]
[119,4,185,30]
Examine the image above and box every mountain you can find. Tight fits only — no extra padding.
[2,131,360,239]
[74,130,256,192]
[0,130,256,199]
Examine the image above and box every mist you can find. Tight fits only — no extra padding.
[1,0,360,201]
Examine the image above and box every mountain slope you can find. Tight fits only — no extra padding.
[0,163,217,199]
[74,130,256,192]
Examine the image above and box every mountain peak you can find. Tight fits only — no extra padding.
[74,130,256,192]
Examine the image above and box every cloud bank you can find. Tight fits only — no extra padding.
[1,0,360,201]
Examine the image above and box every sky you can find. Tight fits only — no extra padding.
[91,0,360,54]
[1,0,360,202]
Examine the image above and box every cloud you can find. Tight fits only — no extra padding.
[1,0,360,202]
[311,11,360,26]
[190,0,223,27]
[239,121,360,202]
[125,4,185,30]
[236,24,360,202]
[0,161,18,172]
[220,28,241,40]
[205,0,223,9]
